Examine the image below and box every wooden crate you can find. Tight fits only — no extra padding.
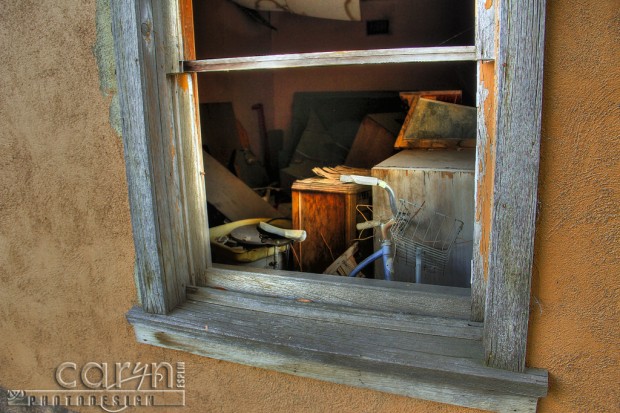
[372,150,475,286]
[292,178,371,274]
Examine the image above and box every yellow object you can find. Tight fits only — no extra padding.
[210,218,292,264]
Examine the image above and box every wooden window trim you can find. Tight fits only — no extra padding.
[181,46,477,72]
[111,0,548,411]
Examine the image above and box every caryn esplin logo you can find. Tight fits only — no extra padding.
[8,361,185,412]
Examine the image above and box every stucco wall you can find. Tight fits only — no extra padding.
[527,0,620,411]
[0,1,617,413]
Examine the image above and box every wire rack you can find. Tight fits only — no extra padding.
[390,200,464,279]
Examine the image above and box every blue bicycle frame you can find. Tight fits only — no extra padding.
[340,175,399,281]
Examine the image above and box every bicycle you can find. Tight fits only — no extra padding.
[339,175,464,283]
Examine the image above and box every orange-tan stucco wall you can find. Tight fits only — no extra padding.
[0,1,618,412]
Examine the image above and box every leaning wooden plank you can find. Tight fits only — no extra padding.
[398,138,476,149]
[205,265,472,319]
[183,46,477,72]
[128,306,547,412]
[203,151,281,221]
[484,0,547,372]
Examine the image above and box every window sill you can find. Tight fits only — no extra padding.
[127,267,547,413]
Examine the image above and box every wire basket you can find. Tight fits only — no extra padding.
[390,200,464,280]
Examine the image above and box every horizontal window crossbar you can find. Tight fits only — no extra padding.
[182,46,477,73]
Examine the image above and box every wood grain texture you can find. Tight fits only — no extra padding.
[111,0,206,312]
[484,0,547,372]
[127,288,547,412]
[187,287,483,340]
[292,180,370,273]
[174,71,209,285]
[293,191,346,273]
[472,60,496,322]
[115,2,549,404]
[372,151,475,286]
[137,0,190,311]
[111,0,167,312]
[178,0,210,282]
[476,0,496,60]
[183,46,477,72]
[159,0,181,74]
[204,265,472,319]
[472,0,498,324]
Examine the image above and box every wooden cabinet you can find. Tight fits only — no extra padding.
[372,150,475,286]
[292,179,371,274]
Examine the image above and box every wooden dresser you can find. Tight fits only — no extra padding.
[292,178,371,274]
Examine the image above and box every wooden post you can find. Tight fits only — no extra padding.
[483,0,547,372]
[111,0,169,313]
[471,0,498,323]
[111,0,207,313]
[175,0,211,285]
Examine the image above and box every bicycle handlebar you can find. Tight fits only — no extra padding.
[339,175,380,186]
[258,222,307,242]
[340,175,399,216]
[356,220,381,230]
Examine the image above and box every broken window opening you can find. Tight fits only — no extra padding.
[193,0,478,289]
[112,0,548,407]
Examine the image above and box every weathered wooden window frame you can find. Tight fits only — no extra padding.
[111,0,548,411]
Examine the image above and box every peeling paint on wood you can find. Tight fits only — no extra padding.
[476,0,496,60]
[472,60,497,322]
